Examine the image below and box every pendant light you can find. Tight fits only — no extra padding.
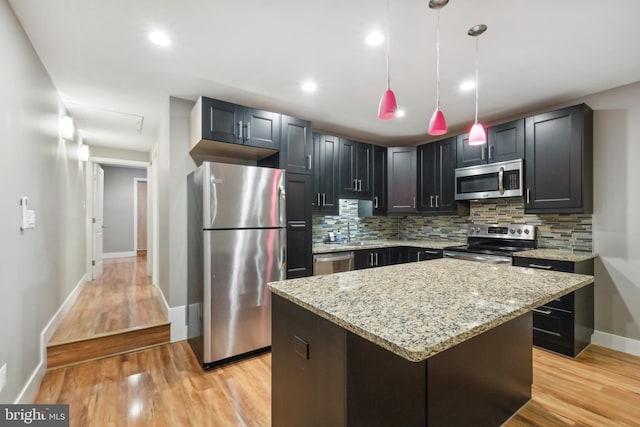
[378,0,398,120]
[468,24,487,146]
[427,0,449,135]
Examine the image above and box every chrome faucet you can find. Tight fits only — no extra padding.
[346,218,351,243]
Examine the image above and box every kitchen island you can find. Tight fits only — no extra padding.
[268,258,594,426]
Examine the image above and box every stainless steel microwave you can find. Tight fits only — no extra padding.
[454,159,524,200]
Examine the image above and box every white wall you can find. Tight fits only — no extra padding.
[583,82,640,345]
[0,1,86,402]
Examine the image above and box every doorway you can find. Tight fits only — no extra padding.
[134,178,148,255]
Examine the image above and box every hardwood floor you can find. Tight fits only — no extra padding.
[35,342,640,426]
[47,253,170,369]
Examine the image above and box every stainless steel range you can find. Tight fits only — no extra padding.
[444,224,536,264]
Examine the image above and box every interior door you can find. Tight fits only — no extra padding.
[136,180,147,251]
[93,163,104,278]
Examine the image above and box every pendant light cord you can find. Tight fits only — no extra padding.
[385,0,390,90]
[474,35,479,124]
[436,9,441,109]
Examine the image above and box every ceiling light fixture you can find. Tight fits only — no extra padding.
[459,80,476,91]
[366,31,384,46]
[61,115,74,140]
[396,109,406,118]
[301,81,318,93]
[79,144,90,162]
[148,31,170,46]
[427,0,449,136]
[468,24,488,146]
[378,0,398,120]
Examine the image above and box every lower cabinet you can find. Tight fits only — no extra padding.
[354,248,389,270]
[352,246,443,269]
[512,256,594,357]
[403,247,444,263]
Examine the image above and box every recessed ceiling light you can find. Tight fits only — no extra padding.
[301,81,317,93]
[460,80,476,91]
[365,31,384,46]
[148,31,170,46]
[396,109,406,118]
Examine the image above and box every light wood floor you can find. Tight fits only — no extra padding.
[35,341,640,426]
[50,252,167,344]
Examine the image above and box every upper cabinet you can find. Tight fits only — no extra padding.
[312,133,339,214]
[524,104,593,213]
[456,119,525,168]
[339,139,372,198]
[280,115,312,175]
[387,147,417,213]
[190,97,282,162]
[418,137,457,214]
[372,145,387,215]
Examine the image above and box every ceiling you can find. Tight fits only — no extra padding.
[9,0,640,151]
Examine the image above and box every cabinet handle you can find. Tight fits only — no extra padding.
[316,193,321,207]
[529,263,552,270]
[322,193,326,206]
[526,188,531,204]
[245,122,251,141]
[430,195,434,208]
[533,308,552,315]
[358,180,362,192]
[369,253,374,267]
[353,179,358,191]
[435,195,439,208]
[417,252,421,261]
[306,155,312,170]
[413,197,416,209]
[489,145,494,160]
[289,223,306,228]
[374,196,379,208]
[424,250,439,255]
[374,252,379,266]
[237,120,243,140]
[481,146,486,160]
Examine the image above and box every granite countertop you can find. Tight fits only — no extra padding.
[514,248,597,262]
[268,258,594,362]
[313,239,458,254]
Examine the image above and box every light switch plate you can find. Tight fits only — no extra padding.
[0,363,7,393]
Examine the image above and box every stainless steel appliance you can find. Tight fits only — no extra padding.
[455,159,524,201]
[313,252,354,275]
[187,162,287,368]
[444,224,536,264]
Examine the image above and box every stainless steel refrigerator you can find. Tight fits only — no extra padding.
[187,161,286,368]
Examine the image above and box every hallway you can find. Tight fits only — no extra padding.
[46,253,170,368]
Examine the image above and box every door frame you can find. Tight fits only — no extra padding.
[133,177,148,252]
[86,156,151,281]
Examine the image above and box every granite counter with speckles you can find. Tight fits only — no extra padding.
[313,239,457,254]
[268,258,593,362]
[514,248,597,262]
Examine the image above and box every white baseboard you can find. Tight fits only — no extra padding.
[592,330,640,357]
[14,273,89,404]
[157,285,187,343]
[103,251,136,259]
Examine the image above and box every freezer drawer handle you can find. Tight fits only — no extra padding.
[533,308,552,315]
[529,263,552,270]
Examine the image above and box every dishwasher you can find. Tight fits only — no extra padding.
[313,252,354,276]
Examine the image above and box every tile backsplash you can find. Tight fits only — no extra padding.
[313,197,592,252]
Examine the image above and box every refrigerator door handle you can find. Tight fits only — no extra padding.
[280,228,287,273]
[279,185,286,225]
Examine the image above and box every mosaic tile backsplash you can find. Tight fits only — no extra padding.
[313,197,592,252]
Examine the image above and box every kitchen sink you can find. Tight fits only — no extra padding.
[344,241,377,247]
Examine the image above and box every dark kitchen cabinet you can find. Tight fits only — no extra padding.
[285,173,313,279]
[354,248,389,269]
[280,115,312,175]
[456,119,525,168]
[524,104,593,213]
[372,145,387,215]
[387,147,417,213]
[194,97,281,149]
[403,247,444,262]
[339,139,372,198]
[417,137,456,214]
[312,133,339,214]
[512,255,594,357]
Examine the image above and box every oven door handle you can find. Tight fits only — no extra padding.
[498,166,505,195]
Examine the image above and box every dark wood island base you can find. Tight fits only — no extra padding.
[272,294,533,426]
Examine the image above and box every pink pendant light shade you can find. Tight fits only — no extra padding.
[378,89,398,120]
[428,108,447,135]
[468,122,486,145]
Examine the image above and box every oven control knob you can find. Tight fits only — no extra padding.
[517,228,522,234]
[510,228,516,234]
[469,228,474,234]
[524,229,530,235]
[475,227,481,234]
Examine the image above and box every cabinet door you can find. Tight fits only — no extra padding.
[387,247,402,265]
[372,146,387,215]
[356,143,373,197]
[435,138,457,213]
[354,250,373,270]
[281,116,312,175]
[417,143,437,212]
[314,134,339,214]
[201,97,243,144]
[312,133,322,211]
[488,119,524,163]
[525,105,590,213]
[387,147,417,213]
[285,173,313,279]
[456,132,486,168]
[243,108,281,150]
[339,138,358,197]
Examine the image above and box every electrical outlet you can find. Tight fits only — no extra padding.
[0,363,7,393]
